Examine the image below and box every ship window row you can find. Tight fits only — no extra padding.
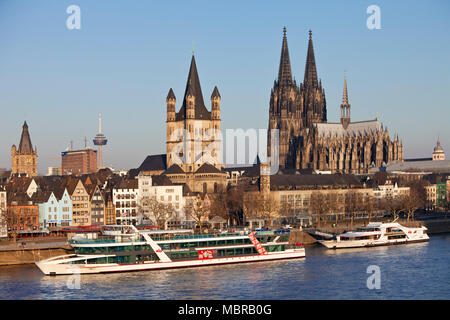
[76,244,155,254]
[159,237,276,250]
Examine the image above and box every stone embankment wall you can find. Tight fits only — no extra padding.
[0,238,73,266]
[0,247,72,266]
[289,230,318,245]
[422,219,450,234]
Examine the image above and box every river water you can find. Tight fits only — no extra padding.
[0,234,448,300]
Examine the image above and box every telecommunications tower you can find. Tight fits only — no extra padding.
[93,113,107,169]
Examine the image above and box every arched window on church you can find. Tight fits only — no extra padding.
[203,183,207,194]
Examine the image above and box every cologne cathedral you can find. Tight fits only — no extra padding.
[268,28,403,174]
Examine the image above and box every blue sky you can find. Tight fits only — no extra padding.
[0,0,449,174]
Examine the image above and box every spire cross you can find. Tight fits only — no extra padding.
[191,41,195,56]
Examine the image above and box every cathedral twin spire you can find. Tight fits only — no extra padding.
[276,27,355,127]
[277,28,319,89]
[278,27,293,86]
[303,30,319,89]
[273,27,326,126]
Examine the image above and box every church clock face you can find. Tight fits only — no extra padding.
[26,158,31,164]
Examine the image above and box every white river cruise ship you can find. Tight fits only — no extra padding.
[36,225,305,275]
[319,222,429,249]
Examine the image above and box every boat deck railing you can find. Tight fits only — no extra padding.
[69,230,286,244]
[69,238,139,245]
[149,232,249,242]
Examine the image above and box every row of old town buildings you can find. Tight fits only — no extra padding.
[1,28,449,237]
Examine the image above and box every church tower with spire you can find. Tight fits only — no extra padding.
[268,27,302,169]
[340,75,351,129]
[300,30,327,128]
[11,121,38,177]
[166,54,222,173]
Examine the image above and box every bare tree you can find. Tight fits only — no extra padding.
[209,193,229,223]
[364,195,376,223]
[184,196,209,233]
[259,194,281,228]
[327,193,340,225]
[6,208,19,243]
[143,197,176,230]
[402,181,426,221]
[243,192,261,223]
[279,199,296,225]
[384,196,404,221]
[225,186,244,226]
[344,190,359,230]
[310,191,329,228]
[243,193,281,228]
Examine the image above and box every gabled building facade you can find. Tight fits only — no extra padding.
[88,184,105,226]
[64,178,90,226]
[34,189,72,230]
[6,193,39,233]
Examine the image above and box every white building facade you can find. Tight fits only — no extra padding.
[113,180,139,226]
[137,174,184,228]
[373,180,410,200]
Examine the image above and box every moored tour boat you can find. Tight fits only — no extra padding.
[319,222,429,249]
[35,225,305,275]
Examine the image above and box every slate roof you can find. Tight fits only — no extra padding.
[314,119,381,138]
[385,160,450,173]
[270,174,362,188]
[127,168,140,179]
[167,88,176,100]
[138,154,167,172]
[151,175,174,186]
[18,121,34,154]
[7,192,34,206]
[116,179,138,190]
[176,55,211,121]
[61,176,82,195]
[163,164,185,175]
[211,86,221,99]
[195,163,222,174]
[276,168,315,175]
[31,190,53,204]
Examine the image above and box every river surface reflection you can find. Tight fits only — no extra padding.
[0,234,448,299]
